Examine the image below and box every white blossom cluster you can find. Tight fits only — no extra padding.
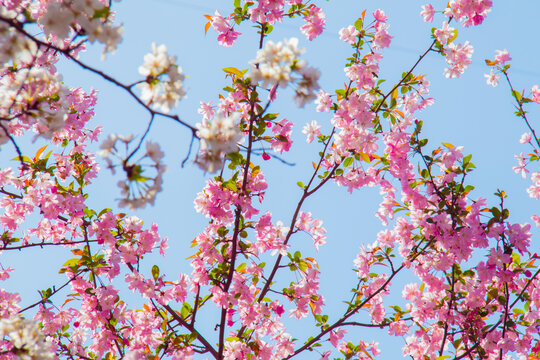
[249,37,320,107]
[0,10,38,68]
[99,134,166,210]
[38,0,123,57]
[195,111,243,173]
[137,43,186,113]
[0,67,69,144]
[0,317,56,360]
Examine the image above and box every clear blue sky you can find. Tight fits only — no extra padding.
[3,1,540,358]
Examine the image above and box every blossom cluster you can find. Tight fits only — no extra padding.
[445,0,493,27]
[0,317,56,359]
[0,9,36,67]
[209,2,326,47]
[434,22,474,78]
[249,37,320,107]
[421,1,495,78]
[0,66,69,142]
[137,43,186,113]
[210,10,242,47]
[37,0,123,56]
[195,111,243,173]
[483,49,512,87]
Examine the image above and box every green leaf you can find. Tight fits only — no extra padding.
[98,208,112,218]
[62,258,79,268]
[354,18,363,31]
[11,155,32,163]
[83,208,97,219]
[223,180,238,192]
[222,67,245,78]
[93,6,111,20]
[358,153,371,163]
[491,206,501,219]
[152,265,160,281]
[512,252,521,264]
[275,134,289,143]
[263,113,278,121]
[448,28,458,44]
[180,302,192,319]
[264,24,273,34]
[512,308,525,315]
[342,157,353,167]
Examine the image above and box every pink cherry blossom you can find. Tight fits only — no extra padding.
[300,6,325,41]
[484,70,499,87]
[338,25,359,44]
[531,84,540,104]
[315,89,332,112]
[494,48,512,64]
[302,120,322,143]
[420,4,435,22]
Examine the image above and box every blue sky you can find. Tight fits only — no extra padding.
[3,0,540,358]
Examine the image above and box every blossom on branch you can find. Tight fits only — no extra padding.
[195,111,243,173]
[137,43,186,113]
[0,317,56,359]
[249,37,320,107]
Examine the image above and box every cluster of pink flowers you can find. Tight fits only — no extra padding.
[532,85,540,104]
[434,22,474,78]
[210,1,326,46]
[445,0,493,27]
[211,10,242,47]
[420,1,493,26]
[372,10,392,49]
[424,1,496,78]
[299,5,325,41]
[270,119,293,153]
[484,49,512,87]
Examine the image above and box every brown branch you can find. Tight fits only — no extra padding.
[1,239,98,251]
